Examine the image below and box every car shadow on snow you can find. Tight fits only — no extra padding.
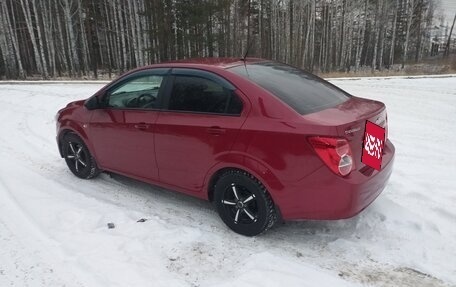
[95,171,372,241]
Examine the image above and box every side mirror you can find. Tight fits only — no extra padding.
[84,96,100,110]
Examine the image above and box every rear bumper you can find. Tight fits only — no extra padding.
[278,140,395,220]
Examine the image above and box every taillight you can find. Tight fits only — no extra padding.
[308,136,355,177]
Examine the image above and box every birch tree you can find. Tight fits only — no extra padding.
[0,0,444,79]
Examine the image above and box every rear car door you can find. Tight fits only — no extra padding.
[88,69,169,180]
[154,68,248,194]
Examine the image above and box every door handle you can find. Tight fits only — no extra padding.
[207,126,225,136]
[134,123,150,130]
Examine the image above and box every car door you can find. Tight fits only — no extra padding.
[88,69,169,181]
[154,68,249,194]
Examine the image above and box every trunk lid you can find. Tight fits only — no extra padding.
[304,96,387,171]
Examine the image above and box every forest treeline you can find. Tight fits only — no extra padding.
[0,0,450,79]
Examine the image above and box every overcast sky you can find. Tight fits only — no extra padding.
[440,0,456,24]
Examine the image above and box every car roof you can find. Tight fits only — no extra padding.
[135,57,268,71]
[164,57,267,68]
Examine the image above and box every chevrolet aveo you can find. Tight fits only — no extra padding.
[56,58,395,236]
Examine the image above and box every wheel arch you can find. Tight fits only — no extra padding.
[204,157,284,217]
[57,122,96,160]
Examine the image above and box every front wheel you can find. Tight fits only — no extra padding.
[214,170,277,236]
[62,133,100,179]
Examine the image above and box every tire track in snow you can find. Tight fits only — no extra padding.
[0,219,87,287]
[0,178,90,287]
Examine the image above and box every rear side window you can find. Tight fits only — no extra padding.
[229,62,349,114]
[168,75,242,115]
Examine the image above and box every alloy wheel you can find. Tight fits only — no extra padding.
[221,183,259,225]
[66,142,88,173]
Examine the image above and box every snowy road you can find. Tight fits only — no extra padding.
[0,77,455,287]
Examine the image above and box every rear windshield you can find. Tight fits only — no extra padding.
[229,62,350,115]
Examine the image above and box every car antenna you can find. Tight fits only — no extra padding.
[241,0,252,63]
[241,1,252,77]
[241,41,251,62]
[241,43,251,78]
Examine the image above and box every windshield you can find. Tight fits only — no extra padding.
[229,62,350,115]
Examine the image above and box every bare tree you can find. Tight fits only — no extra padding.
[0,0,443,79]
[0,0,25,78]
[444,13,456,57]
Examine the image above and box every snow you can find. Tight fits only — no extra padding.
[0,77,455,287]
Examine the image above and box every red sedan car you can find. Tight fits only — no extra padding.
[56,58,395,236]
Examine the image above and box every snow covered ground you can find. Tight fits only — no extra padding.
[0,77,455,287]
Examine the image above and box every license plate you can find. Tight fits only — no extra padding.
[361,120,386,171]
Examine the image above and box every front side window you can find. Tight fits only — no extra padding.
[168,75,242,115]
[107,74,164,109]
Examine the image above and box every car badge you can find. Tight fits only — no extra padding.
[345,127,361,134]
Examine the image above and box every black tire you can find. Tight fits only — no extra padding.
[214,170,277,236]
[62,133,100,179]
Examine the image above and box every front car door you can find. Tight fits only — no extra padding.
[88,69,169,181]
[154,68,249,195]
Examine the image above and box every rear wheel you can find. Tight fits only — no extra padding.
[214,170,277,236]
[62,133,100,179]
